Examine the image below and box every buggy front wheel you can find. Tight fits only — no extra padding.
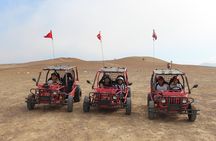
[188,104,197,122]
[125,97,131,115]
[67,95,73,112]
[26,95,35,110]
[148,100,156,120]
[83,96,90,112]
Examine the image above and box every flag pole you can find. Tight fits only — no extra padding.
[100,40,105,67]
[97,31,104,67]
[152,29,157,66]
[153,38,155,66]
[51,39,55,60]
[44,30,55,62]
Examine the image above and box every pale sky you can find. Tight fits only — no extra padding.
[0,0,215,65]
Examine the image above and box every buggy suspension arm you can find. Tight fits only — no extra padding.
[30,88,36,95]
[188,97,195,104]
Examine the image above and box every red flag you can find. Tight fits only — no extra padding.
[152,29,157,40]
[44,30,53,39]
[97,31,102,41]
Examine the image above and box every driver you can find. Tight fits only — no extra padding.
[169,76,183,91]
[155,76,169,91]
[99,75,112,88]
[48,72,61,85]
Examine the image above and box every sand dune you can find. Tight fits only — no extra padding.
[0,57,215,141]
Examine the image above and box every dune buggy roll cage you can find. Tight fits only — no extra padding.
[151,69,191,94]
[92,67,129,89]
[35,65,79,87]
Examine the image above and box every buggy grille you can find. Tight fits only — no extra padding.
[164,97,182,104]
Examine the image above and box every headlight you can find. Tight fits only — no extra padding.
[35,89,40,94]
[53,91,58,95]
[161,98,166,103]
[182,98,187,104]
[113,95,117,100]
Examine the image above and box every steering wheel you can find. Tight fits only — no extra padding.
[170,86,181,91]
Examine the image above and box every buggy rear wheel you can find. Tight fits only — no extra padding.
[125,97,131,115]
[148,100,156,120]
[127,87,131,97]
[67,95,73,112]
[83,96,90,112]
[147,94,150,106]
[27,95,35,110]
[74,86,81,102]
[188,104,197,122]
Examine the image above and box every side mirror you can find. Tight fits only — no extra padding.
[86,80,91,84]
[192,84,198,88]
[128,82,133,86]
[189,84,198,94]
[32,78,37,82]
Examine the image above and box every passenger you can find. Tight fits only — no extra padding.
[169,76,183,91]
[115,76,126,100]
[155,76,169,91]
[62,73,74,85]
[48,72,61,85]
[115,76,125,90]
[62,73,74,92]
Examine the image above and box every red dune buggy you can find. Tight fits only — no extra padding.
[83,67,132,115]
[25,66,81,112]
[147,69,199,121]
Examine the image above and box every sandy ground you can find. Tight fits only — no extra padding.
[0,57,215,141]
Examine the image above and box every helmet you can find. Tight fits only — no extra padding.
[117,76,124,81]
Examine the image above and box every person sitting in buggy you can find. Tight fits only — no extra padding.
[115,76,126,100]
[115,76,126,90]
[48,72,61,85]
[62,73,74,93]
[169,76,183,91]
[99,74,113,88]
[155,76,169,91]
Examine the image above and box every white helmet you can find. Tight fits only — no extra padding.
[117,77,124,81]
